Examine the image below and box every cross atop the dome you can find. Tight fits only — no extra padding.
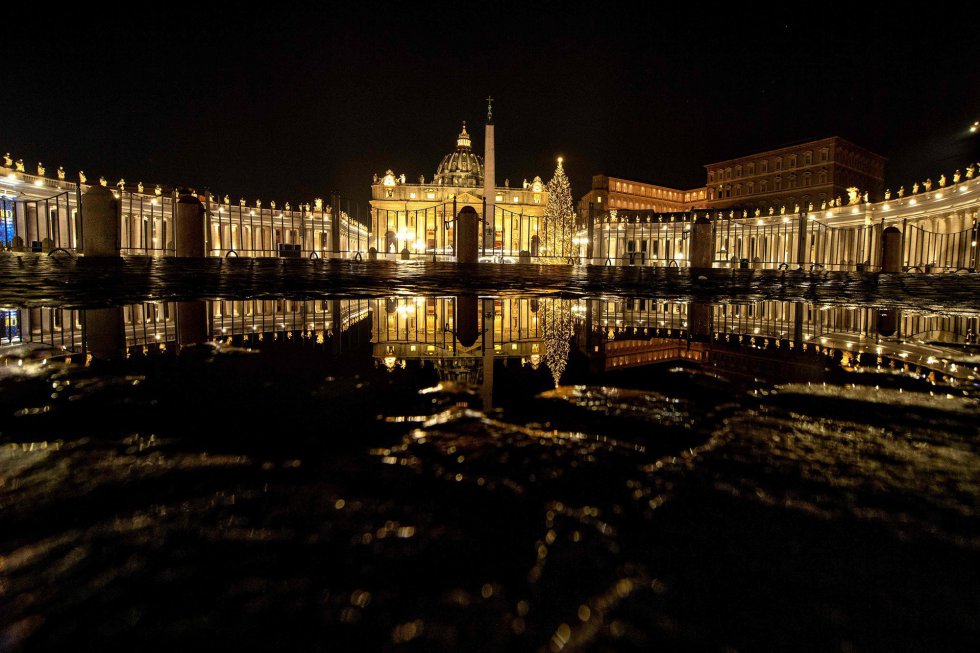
[486,96,494,125]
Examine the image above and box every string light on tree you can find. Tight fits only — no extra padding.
[543,156,574,258]
[542,298,572,388]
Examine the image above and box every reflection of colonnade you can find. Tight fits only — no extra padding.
[580,298,978,383]
[2,298,976,386]
[1,300,371,358]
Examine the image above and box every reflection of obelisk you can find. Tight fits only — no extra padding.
[481,299,495,411]
[483,97,495,248]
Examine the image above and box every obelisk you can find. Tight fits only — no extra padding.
[483,97,495,246]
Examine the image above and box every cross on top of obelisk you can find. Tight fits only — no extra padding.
[486,96,494,125]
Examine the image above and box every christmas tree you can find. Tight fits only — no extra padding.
[543,157,574,258]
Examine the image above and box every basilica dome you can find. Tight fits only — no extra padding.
[434,122,484,187]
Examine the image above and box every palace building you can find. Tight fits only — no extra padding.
[368,110,549,260]
[577,174,707,219]
[704,136,886,213]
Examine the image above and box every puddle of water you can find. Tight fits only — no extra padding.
[0,296,977,652]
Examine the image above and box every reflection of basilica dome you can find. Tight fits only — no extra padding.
[434,122,484,187]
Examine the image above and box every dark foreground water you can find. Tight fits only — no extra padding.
[0,295,978,652]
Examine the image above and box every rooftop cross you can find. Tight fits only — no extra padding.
[486,96,494,125]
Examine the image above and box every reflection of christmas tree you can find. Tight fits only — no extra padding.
[542,298,573,387]
[543,158,574,257]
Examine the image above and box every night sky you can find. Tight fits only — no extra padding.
[2,4,978,212]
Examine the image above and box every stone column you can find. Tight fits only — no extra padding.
[331,191,341,257]
[881,226,902,273]
[457,206,479,263]
[80,185,120,257]
[175,191,205,257]
[689,215,714,269]
[483,118,495,252]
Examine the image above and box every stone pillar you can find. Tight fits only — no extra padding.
[80,185,120,257]
[176,301,208,348]
[689,215,714,269]
[796,211,808,267]
[175,191,206,257]
[483,117,495,249]
[25,205,38,248]
[83,307,125,359]
[331,191,341,256]
[586,202,595,262]
[881,226,902,273]
[457,206,479,263]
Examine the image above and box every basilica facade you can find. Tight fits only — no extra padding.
[368,122,549,260]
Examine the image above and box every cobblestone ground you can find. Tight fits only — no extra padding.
[1,254,979,312]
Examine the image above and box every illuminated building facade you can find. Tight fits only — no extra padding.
[577,174,707,219]
[704,136,886,212]
[368,121,549,260]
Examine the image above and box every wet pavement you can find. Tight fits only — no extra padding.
[0,294,978,652]
[2,255,980,313]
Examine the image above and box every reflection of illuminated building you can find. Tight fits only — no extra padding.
[370,297,543,363]
[370,296,549,407]
[0,300,371,358]
[2,298,977,388]
[578,298,979,385]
